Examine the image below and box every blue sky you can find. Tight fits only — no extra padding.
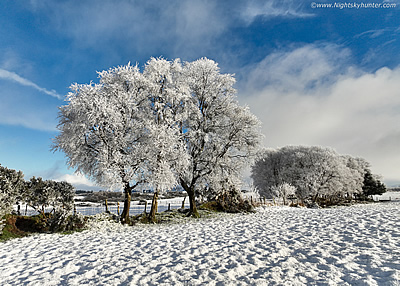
[1,0,399,188]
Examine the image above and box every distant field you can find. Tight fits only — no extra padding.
[373,191,400,201]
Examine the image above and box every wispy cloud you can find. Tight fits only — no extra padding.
[241,0,314,24]
[0,68,62,100]
[0,68,60,131]
[354,29,389,39]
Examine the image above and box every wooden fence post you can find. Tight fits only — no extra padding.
[149,192,159,222]
[105,199,109,213]
[181,196,186,209]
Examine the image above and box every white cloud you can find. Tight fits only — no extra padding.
[0,68,62,100]
[55,173,103,191]
[240,44,400,183]
[29,0,227,60]
[27,0,313,62]
[244,44,354,92]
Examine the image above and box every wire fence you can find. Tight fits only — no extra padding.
[16,197,187,217]
[15,194,399,217]
[76,201,186,216]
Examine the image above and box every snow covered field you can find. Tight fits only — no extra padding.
[1,202,399,286]
[373,191,400,202]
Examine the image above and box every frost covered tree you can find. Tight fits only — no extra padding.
[142,58,190,221]
[25,177,55,216]
[0,165,25,216]
[177,58,262,216]
[48,181,75,211]
[25,177,75,216]
[251,146,367,204]
[53,62,188,223]
[270,183,296,205]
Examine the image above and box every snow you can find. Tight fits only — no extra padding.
[373,191,400,202]
[1,202,399,285]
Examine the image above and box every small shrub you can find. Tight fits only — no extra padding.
[199,201,223,212]
[15,215,48,233]
[48,211,86,232]
[202,188,254,213]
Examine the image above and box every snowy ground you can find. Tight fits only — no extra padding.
[1,202,399,286]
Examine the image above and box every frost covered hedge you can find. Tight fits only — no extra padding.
[0,164,75,218]
[0,165,24,217]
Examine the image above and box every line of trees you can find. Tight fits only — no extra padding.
[52,57,262,223]
[0,164,74,218]
[251,146,386,206]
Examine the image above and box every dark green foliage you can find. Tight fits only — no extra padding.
[361,171,387,197]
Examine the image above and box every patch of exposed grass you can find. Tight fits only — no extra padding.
[0,215,31,242]
[129,208,220,225]
[0,213,85,242]
[199,201,224,212]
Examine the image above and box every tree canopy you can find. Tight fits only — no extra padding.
[53,57,262,220]
[251,146,385,205]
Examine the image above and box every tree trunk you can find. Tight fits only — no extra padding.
[312,193,319,203]
[180,179,200,218]
[121,185,132,224]
[149,191,159,223]
[187,188,200,218]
